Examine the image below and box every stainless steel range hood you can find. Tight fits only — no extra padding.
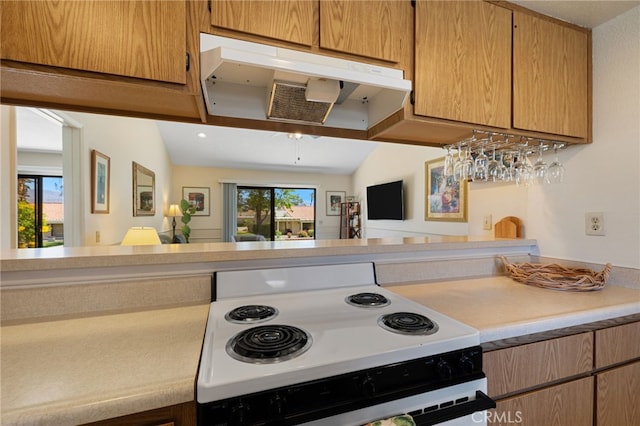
[200,34,411,130]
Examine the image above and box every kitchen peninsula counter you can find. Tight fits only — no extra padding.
[2,276,639,425]
[2,237,638,425]
[0,236,536,274]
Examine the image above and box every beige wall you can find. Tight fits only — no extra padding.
[66,112,174,246]
[0,106,17,249]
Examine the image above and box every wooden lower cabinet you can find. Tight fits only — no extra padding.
[489,377,593,426]
[81,401,195,426]
[484,321,640,426]
[596,361,640,426]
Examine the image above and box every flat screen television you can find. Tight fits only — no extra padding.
[366,180,404,220]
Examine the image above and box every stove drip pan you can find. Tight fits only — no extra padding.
[226,325,312,364]
[378,312,439,336]
[345,292,391,308]
[225,305,278,324]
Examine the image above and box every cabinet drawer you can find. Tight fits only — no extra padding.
[595,321,640,368]
[484,332,593,397]
[490,376,593,426]
[596,361,640,426]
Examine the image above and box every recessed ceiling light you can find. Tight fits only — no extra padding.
[287,132,303,140]
[197,132,207,138]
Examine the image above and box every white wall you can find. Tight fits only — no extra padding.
[171,166,351,240]
[358,7,640,268]
[65,112,173,246]
[529,6,638,268]
[0,106,17,249]
[353,142,469,237]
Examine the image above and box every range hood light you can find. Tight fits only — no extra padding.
[305,79,340,103]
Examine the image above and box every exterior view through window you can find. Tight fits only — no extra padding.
[237,187,315,241]
[17,175,64,248]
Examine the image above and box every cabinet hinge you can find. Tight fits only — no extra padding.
[411,0,416,8]
[186,52,190,72]
[410,90,415,105]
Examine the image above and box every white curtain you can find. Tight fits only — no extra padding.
[222,183,237,242]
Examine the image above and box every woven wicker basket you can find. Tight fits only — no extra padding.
[500,256,612,291]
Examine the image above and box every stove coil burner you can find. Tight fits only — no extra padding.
[226,325,312,364]
[224,305,278,324]
[378,312,439,336]
[345,292,391,308]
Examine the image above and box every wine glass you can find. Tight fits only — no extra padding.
[547,143,566,184]
[513,146,531,186]
[461,145,475,181]
[474,143,489,181]
[443,146,455,177]
[533,142,549,185]
[487,146,503,182]
[502,151,516,182]
[453,143,465,182]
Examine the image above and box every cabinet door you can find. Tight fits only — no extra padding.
[0,1,186,84]
[597,361,640,426]
[491,377,593,426]
[414,1,511,128]
[210,0,314,46]
[320,1,406,62]
[513,12,589,138]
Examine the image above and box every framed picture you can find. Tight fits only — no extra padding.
[326,191,346,216]
[133,162,155,216]
[91,149,110,213]
[183,187,210,216]
[425,157,468,222]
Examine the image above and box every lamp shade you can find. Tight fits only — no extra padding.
[168,204,182,217]
[121,227,161,246]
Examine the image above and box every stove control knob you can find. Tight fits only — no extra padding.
[437,359,453,380]
[361,375,376,397]
[230,401,250,424]
[458,355,475,374]
[269,394,286,417]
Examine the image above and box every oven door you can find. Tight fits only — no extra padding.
[303,379,494,426]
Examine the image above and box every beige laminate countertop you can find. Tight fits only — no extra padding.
[387,276,640,343]
[0,304,210,426]
[0,236,536,273]
[3,275,638,425]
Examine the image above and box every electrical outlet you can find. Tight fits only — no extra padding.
[96,230,101,243]
[483,215,492,230]
[585,212,605,236]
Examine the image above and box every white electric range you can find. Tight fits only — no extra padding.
[197,263,494,425]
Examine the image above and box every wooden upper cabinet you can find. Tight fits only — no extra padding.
[1,1,187,84]
[414,1,512,129]
[513,12,589,138]
[319,1,404,63]
[210,0,314,46]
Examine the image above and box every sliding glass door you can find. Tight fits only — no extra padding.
[236,187,315,241]
[17,175,64,248]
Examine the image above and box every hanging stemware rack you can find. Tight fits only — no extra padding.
[443,130,567,156]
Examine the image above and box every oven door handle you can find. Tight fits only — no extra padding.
[413,390,496,426]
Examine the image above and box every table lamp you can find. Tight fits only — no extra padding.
[168,204,182,238]
[121,227,161,245]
